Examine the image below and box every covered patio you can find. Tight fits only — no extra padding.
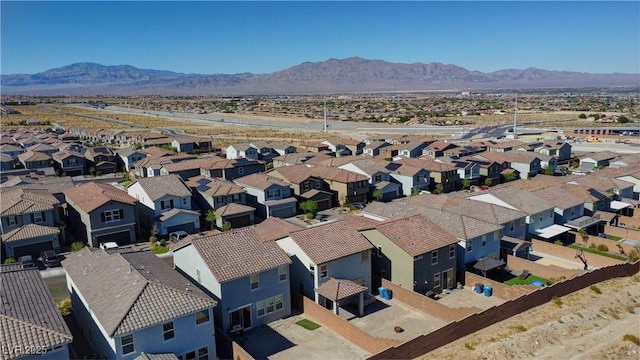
[529,224,571,242]
[315,278,368,317]
[473,257,506,278]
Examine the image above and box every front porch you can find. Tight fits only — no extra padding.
[314,278,369,317]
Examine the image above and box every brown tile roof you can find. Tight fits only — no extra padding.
[185,227,292,283]
[267,165,316,184]
[1,224,60,243]
[186,175,245,197]
[272,153,316,166]
[312,166,368,183]
[160,158,214,173]
[337,214,380,231]
[289,221,373,264]
[234,173,291,190]
[396,157,457,172]
[580,151,619,162]
[51,150,84,161]
[26,143,58,153]
[17,151,51,163]
[158,208,200,222]
[253,217,303,242]
[1,266,72,359]
[315,278,367,301]
[62,248,216,337]
[476,187,554,215]
[488,140,527,149]
[373,214,458,256]
[130,174,192,201]
[214,203,255,217]
[64,182,136,213]
[531,185,585,210]
[135,353,179,360]
[0,189,59,217]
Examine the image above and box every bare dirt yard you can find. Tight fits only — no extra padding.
[421,275,640,360]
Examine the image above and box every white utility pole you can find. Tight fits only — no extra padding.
[323,99,328,133]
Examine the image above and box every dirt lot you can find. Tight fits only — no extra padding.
[422,275,640,360]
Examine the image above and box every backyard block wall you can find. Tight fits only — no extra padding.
[368,261,639,360]
[292,292,400,354]
[532,239,623,267]
[379,278,480,322]
[465,272,536,300]
[214,325,255,360]
[604,225,640,241]
[506,255,585,281]
[619,214,640,227]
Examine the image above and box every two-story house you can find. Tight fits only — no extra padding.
[0,143,26,159]
[200,158,265,181]
[2,265,73,359]
[311,166,369,205]
[392,157,459,193]
[477,151,542,179]
[64,182,137,247]
[0,153,15,171]
[171,137,198,153]
[63,248,217,359]
[85,147,118,174]
[265,166,334,210]
[18,151,52,170]
[436,157,481,187]
[383,162,430,196]
[173,227,291,334]
[226,143,259,160]
[234,173,297,219]
[51,150,86,176]
[116,148,148,170]
[361,214,459,295]
[1,189,62,259]
[363,141,390,157]
[534,141,572,162]
[127,174,200,236]
[276,221,374,316]
[338,159,401,202]
[26,143,59,157]
[160,158,216,179]
[422,141,459,158]
[397,141,430,158]
[320,139,352,157]
[579,151,619,170]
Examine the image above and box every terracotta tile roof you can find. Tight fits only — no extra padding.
[301,153,340,166]
[136,154,197,168]
[315,278,367,301]
[0,189,59,217]
[580,151,619,162]
[569,175,634,194]
[26,143,57,153]
[267,165,316,184]
[253,217,303,242]
[289,221,373,264]
[17,151,51,163]
[316,155,366,168]
[50,150,84,161]
[214,203,255,217]
[476,187,554,215]
[64,182,136,213]
[337,214,379,231]
[62,248,216,337]
[373,214,458,256]
[312,166,368,183]
[1,266,72,359]
[341,158,390,176]
[131,174,192,201]
[396,157,457,172]
[185,227,292,283]
[488,140,527,149]
[234,173,291,190]
[201,157,263,170]
[87,147,114,157]
[160,158,214,173]
[2,224,60,243]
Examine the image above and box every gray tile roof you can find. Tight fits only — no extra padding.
[1,266,72,359]
[0,189,59,217]
[185,176,244,197]
[372,214,458,256]
[215,203,255,217]
[64,182,136,213]
[234,173,291,190]
[315,278,367,301]
[158,208,200,222]
[17,151,51,163]
[135,353,179,360]
[131,174,192,201]
[0,176,75,194]
[185,227,292,283]
[62,248,216,337]
[478,187,554,215]
[531,185,585,210]
[289,221,373,265]
[1,223,60,243]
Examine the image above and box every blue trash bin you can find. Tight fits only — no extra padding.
[378,287,388,299]
[484,285,493,297]
[475,283,484,294]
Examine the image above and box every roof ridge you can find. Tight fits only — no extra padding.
[109,276,150,337]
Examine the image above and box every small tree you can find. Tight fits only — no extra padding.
[542,166,553,176]
[89,166,97,177]
[3,257,17,264]
[578,228,589,247]
[617,115,630,124]
[149,223,159,243]
[410,187,421,196]
[71,241,85,252]
[578,113,587,119]
[434,183,444,195]
[504,172,517,182]
[300,200,319,217]
[372,189,383,201]
[462,179,472,190]
[484,178,493,187]
[222,221,232,232]
[205,210,217,231]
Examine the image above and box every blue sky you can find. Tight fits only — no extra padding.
[1,1,639,75]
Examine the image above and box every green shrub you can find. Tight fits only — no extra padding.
[3,257,17,264]
[552,295,562,308]
[71,241,85,252]
[159,238,167,247]
[306,213,315,219]
[58,298,72,316]
[464,343,475,350]
[590,285,602,294]
[151,245,170,255]
[623,334,640,346]
[596,244,609,252]
[554,240,563,246]
[511,325,527,333]
[296,319,320,331]
[589,243,597,249]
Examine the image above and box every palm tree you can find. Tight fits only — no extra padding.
[372,189,383,201]
[205,210,217,231]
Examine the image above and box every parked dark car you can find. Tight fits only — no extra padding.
[19,255,36,269]
[40,250,61,268]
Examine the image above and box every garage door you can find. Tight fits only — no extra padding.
[166,222,196,235]
[13,241,54,258]
[96,231,132,246]
[316,199,330,211]
[229,215,251,229]
[270,207,295,219]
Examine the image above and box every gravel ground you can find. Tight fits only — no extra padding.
[421,275,640,360]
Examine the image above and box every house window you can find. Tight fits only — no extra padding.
[510,221,515,232]
[183,198,188,205]
[309,264,315,277]
[361,250,369,262]
[481,235,487,247]
[320,264,328,278]
[233,193,241,203]
[121,334,134,355]
[449,244,455,259]
[315,180,322,189]
[275,294,283,310]
[68,158,77,165]
[257,300,265,317]
[374,174,382,183]
[548,210,553,218]
[195,310,209,324]
[238,167,244,175]
[278,265,287,281]
[250,273,259,290]
[520,218,526,226]
[257,295,284,317]
[466,240,473,253]
[539,213,543,222]
[266,188,281,200]
[303,182,311,192]
[160,199,174,210]
[434,273,441,288]
[494,230,500,240]
[431,250,438,265]
[102,209,122,223]
[33,212,44,223]
[7,216,17,226]
[197,347,208,360]
[571,207,575,216]
[266,297,274,313]
[163,322,175,341]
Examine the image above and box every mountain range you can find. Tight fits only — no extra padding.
[1,57,637,95]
